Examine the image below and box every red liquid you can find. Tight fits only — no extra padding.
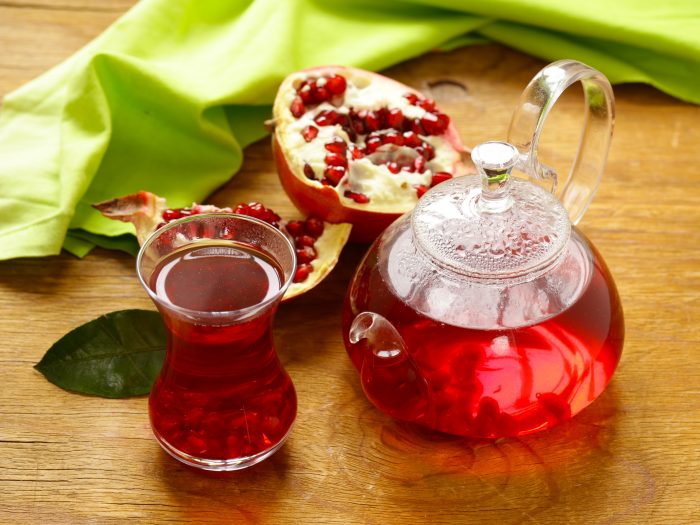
[343,234,624,438]
[149,242,296,461]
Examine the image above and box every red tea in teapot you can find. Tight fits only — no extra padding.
[343,229,623,438]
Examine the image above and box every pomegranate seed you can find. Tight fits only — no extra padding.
[162,209,181,221]
[304,217,324,237]
[296,234,316,247]
[350,145,364,160]
[293,263,314,283]
[382,131,404,146]
[303,163,316,180]
[351,112,366,134]
[404,93,419,105]
[376,108,389,128]
[326,74,347,95]
[296,246,317,264]
[402,164,416,173]
[286,220,305,237]
[420,112,449,135]
[156,222,167,229]
[290,97,305,118]
[411,118,425,135]
[344,190,370,204]
[324,165,346,186]
[402,131,422,148]
[298,84,314,104]
[234,202,281,228]
[418,98,436,111]
[302,125,318,142]
[413,156,426,173]
[387,162,400,174]
[364,111,381,132]
[336,114,350,128]
[314,86,331,103]
[414,184,429,198]
[325,153,347,167]
[365,135,382,153]
[314,110,338,126]
[324,137,347,154]
[419,142,436,160]
[179,209,193,217]
[386,108,404,130]
[431,171,453,187]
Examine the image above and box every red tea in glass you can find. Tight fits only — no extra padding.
[137,214,297,471]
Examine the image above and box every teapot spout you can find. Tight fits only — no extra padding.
[349,312,432,424]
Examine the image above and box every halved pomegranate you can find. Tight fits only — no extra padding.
[270,66,469,243]
[92,191,352,300]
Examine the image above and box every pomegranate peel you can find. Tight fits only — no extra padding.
[270,65,470,243]
[93,191,351,301]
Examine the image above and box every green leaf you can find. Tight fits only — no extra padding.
[35,310,166,398]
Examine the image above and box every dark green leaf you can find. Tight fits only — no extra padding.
[35,310,166,398]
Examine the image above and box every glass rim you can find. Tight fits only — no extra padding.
[136,213,296,320]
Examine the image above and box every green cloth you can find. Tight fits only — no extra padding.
[1,0,698,260]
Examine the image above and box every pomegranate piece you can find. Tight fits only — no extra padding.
[286,220,305,237]
[302,125,319,142]
[324,137,347,155]
[304,216,324,237]
[386,108,404,130]
[296,234,316,247]
[414,184,429,198]
[325,74,347,95]
[294,263,313,283]
[314,110,339,127]
[296,245,317,264]
[324,166,346,186]
[325,153,347,167]
[314,86,330,103]
[431,171,453,187]
[93,191,352,301]
[418,98,436,111]
[290,97,305,118]
[420,112,450,135]
[298,83,314,104]
[413,156,426,173]
[271,65,469,243]
[344,190,370,204]
[404,93,419,105]
[303,163,316,180]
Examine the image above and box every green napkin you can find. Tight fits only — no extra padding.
[1,0,698,260]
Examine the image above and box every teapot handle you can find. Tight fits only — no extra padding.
[507,60,615,225]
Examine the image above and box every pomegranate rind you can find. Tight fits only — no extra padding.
[271,65,469,243]
[92,192,352,302]
[92,191,167,245]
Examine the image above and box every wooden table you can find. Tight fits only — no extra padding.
[2,2,699,523]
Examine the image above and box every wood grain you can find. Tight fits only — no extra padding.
[1,2,699,524]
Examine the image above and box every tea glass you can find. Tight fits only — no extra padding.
[136,213,297,471]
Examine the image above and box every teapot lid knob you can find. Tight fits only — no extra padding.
[471,141,520,214]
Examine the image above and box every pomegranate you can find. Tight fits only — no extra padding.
[270,66,469,242]
[92,192,351,300]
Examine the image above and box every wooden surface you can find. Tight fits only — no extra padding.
[1,2,699,524]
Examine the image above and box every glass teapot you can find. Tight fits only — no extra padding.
[342,60,623,439]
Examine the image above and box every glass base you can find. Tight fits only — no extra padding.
[152,425,293,471]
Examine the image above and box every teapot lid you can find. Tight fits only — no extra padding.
[411,141,571,281]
